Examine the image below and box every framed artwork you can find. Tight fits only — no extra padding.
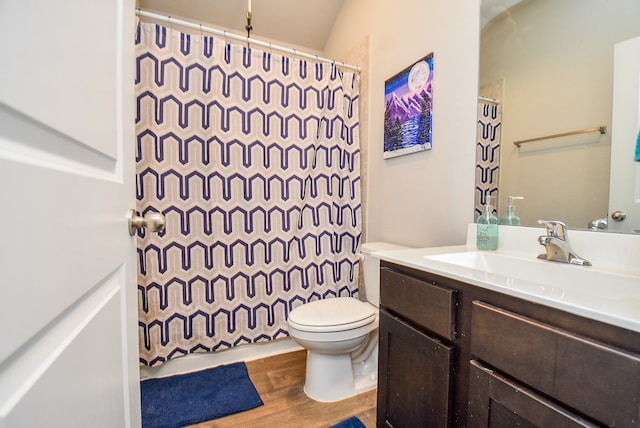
[383,53,434,159]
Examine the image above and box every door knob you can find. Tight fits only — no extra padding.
[129,209,166,236]
[611,210,627,221]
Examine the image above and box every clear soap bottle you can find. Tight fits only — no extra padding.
[477,195,499,250]
[500,196,524,225]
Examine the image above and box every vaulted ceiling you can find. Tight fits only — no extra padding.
[137,0,345,52]
[137,0,517,53]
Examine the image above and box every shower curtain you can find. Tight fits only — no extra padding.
[475,101,502,220]
[135,23,361,366]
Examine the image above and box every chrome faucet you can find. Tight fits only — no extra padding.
[537,220,591,266]
[587,217,608,231]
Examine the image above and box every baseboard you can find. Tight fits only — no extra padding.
[140,338,304,380]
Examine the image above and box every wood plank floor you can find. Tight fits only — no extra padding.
[191,350,377,428]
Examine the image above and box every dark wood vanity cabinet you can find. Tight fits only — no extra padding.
[377,269,457,427]
[377,261,640,428]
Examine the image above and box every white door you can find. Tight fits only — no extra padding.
[0,1,140,427]
[609,35,640,234]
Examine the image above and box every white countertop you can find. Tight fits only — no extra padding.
[375,243,640,333]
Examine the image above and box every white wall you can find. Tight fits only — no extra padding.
[326,0,480,247]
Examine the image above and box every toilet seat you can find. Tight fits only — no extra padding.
[288,297,376,333]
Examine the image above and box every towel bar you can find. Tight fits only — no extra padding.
[514,126,607,148]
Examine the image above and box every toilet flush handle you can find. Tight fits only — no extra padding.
[128,209,166,236]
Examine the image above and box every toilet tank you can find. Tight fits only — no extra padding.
[361,242,409,307]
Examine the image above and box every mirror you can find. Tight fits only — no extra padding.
[478,0,640,231]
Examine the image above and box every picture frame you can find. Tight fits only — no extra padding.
[383,53,434,159]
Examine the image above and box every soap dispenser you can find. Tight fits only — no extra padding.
[477,195,499,250]
[500,196,524,225]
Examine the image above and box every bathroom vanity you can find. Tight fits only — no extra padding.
[375,226,640,427]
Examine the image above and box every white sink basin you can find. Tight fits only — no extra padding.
[424,251,638,298]
[426,251,544,280]
[416,251,640,327]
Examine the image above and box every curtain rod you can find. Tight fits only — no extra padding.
[478,96,500,104]
[136,9,361,73]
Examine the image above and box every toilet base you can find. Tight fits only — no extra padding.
[303,344,378,403]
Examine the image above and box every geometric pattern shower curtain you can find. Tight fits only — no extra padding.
[135,22,361,366]
[475,101,502,220]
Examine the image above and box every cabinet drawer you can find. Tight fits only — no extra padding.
[471,301,640,426]
[380,268,456,341]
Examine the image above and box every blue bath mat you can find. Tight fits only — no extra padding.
[331,416,366,428]
[140,362,263,428]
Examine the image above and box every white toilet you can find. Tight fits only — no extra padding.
[287,242,408,402]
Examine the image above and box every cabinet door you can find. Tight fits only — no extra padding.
[467,360,599,428]
[471,300,640,425]
[377,311,454,428]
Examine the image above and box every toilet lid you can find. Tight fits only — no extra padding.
[288,297,376,333]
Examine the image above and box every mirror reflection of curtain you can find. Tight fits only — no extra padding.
[475,101,502,220]
[135,22,361,366]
